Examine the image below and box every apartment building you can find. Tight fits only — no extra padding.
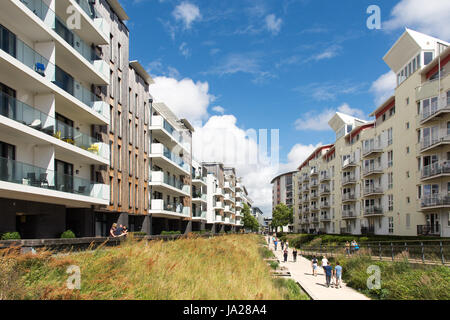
[291,29,450,238]
[0,0,114,238]
[252,207,265,227]
[191,159,207,230]
[271,171,295,232]
[148,102,193,234]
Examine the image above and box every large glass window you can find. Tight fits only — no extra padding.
[424,52,434,65]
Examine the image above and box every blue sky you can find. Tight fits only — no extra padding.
[119,0,450,214]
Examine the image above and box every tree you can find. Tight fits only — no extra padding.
[271,203,293,231]
[242,203,259,232]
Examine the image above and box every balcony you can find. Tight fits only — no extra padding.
[319,172,330,181]
[192,209,207,220]
[224,181,234,191]
[215,215,223,223]
[149,116,190,152]
[320,201,330,209]
[363,164,383,177]
[342,175,356,185]
[18,0,109,83]
[236,201,243,208]
[319,186,330,195]
[342,193,356,202]
[421,161,450,180]
[150,199,190,218]
[420,133,450,152]
[321,215,332,222]
[312,216,319,223]
[192,175,207,185]
[213,201,225,210]
[303,207,310,213]
[150,171,190,196]
[302,175,309,182]
[363,186,383,197]
[236,183,243,190]
[416,73,450,124]
[310,169,318,177]
[0,92,109,163]
[0,30,109,123]
[310,205,319,212]
[363,143,383,157]
[224,205,233,213]
[342,157,357,169]
[60,0,111,44]
[364,206,383,217]
[342,210,356,219]
[0,156,108,205]
[420,194,450,210]
[149,143,190,175]
[302,186,309,193]
[310,192,318,200]
[224,193,234,203]
[309,180,319,189]
[417,224,441,236]
[192,192,207,202]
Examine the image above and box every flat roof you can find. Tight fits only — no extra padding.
[106,0,130,21]
[270,171,297,184]
[130,60,154,85]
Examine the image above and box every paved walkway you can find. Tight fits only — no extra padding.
[268,241,370,300]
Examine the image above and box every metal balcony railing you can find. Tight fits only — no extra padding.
[420,133,450,151]
[364,206,383,216]
[342,175,356,184]
[342,210,355,218]
[420,194,450,208]
[421,161,450,179]
[342,193,356,201]
[363,186,383,195]
[363,143,383,156]
[363,164,383,175]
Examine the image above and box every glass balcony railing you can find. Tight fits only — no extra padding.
[162,145,190,172]
[75,0,98,19]
[422,161,450,179]
[0,156,108,200]
[0,92,108,159]
[0,26,107,118]
[19,0,103,67]
[193,209,206,218]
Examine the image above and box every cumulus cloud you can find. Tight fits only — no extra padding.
[265,14,282,35]
[370,71,397,106]
[150,76,215,124]
[212,106,225,114]
[173,2,202,29]
[295,103,366,131]
[384,0,450,40]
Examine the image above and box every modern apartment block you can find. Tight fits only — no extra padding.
[271,171,295,232]
[0,0,113,238]
[290,29,450,238]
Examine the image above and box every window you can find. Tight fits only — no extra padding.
[135,184,139,209]
[129,182,132,208]
[406,214,411,229]
[388,195,394,211]
[406,122,410,129]
[118,179,122,206]
[110,141,114,168]
[135,124,138,148]
[118,43,122,69]
[388,151,393,167]
[110,71,114,97]
[118,111,122,137]
[109,176,114,205]
[135,154,138,177]
[387,128,393,145]
[128,150,132,175]
[388,172,393,189]
[135,94,138,116]
[424,51,434,65]
[407,196,410,204]
[118,145,122,171]
[117,77,122,103]
[110,106,114,132]
[388,217,394,234]
[406,171,410,178]
[128,88,132,113]
[129,119,132,145]
[110,34,113,61]
[406,146,410,154]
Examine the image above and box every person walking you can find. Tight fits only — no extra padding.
[281,240,285,251]
[286,241,289,250]
[274,239,278,251]
[334,262,343,289]
[283,248,288,263]
[311,256,318,276]
[323,263,333,288]
[321,256,328,268]
[345,241,350,255]
[350,240,356,254]
[292,248,298,262]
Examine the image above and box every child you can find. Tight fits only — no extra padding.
[334,262,343,288]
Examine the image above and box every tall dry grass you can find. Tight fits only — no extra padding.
[0,234,299,300]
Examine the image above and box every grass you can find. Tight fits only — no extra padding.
[302,253,450,300]
[0,234,308,300]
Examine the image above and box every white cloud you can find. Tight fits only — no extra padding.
[295,103,366,131]
[370,71,396,106]
[212,106,225,114]
[265,14,282,35]
[173,2,201,29]
[384,0,450,40]
[179,42,191,58]
[150,76,215,124]
[294,81,367,101]
[192,114,319,214]
[312,44,342,61]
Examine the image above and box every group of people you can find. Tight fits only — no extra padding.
[109,223,128,238]
[268,235,298,263]
[345,240,359,255]
[311,255,343,288]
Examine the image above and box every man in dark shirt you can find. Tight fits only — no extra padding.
[323,264,333,288]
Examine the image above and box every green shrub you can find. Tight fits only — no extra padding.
[273,278,309,300]
[1,232,21,240]
[60,230,75,239]
[269,261,279,270]
[160,231,181,235]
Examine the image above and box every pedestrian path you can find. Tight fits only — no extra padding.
[269,241,370,300]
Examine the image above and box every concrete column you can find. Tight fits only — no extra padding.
[117,212,128,227]
[142,214,152,235]
[200,221,205,231]
[184,220,192,234]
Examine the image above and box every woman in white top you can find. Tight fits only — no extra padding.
[322,256,328,267]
